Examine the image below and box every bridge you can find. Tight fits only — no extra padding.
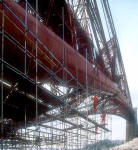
[0,0,137,149]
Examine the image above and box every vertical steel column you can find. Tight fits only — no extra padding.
[24,0,28,75]
[1,0,4,149]
[85,48,89,148]
[62,7,67,150]
[62,7,65,67]
[24,1,28,149]
[35,0,38,149]
[76,50,79,149]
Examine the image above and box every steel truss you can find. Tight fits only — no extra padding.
[0,0,133,149]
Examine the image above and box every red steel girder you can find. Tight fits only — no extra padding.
[0,0,134,121]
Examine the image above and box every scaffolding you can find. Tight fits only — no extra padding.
[0,0,133,149]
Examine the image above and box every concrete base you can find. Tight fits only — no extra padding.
[126,121,137,141]
[126,108,138,141]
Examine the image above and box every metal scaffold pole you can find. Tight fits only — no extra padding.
[1,0,4,149]
[35,0,39,149]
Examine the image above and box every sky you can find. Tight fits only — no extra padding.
[108,0,138,140]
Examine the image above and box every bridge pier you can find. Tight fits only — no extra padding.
[126,108,138,141]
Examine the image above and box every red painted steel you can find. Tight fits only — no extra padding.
[0,0,133,118]
[92,96,98,113]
